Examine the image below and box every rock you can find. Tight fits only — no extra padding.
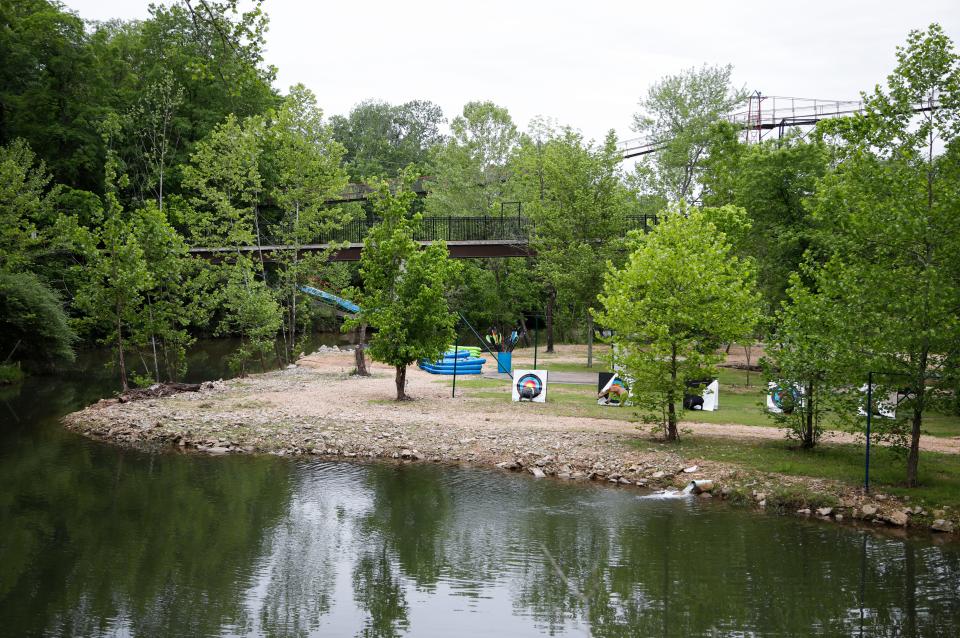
[834,514,844,522]
[206,446,230,455]
[682,465,699,474]
[887,511,909,527]
[699,492,713,499]
[558,472,571,480]
[619,477,632,485]
[816,507,833,517]
[797,508,811,515]
[758,500,767,509]
[931,519,955,533]
[861,504,878,517]
[689,479,714,494]
[875,494,888,501]
[496,461,519,470]
[721,486,733,497]
[650,471,666,479]
[530,467,546,479]
[754,492,766,503]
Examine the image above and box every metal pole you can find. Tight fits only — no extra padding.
[451,331,459,398]
[865,371,873,493]
[533,322,538,370]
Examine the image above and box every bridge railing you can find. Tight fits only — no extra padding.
[315,214,657,245]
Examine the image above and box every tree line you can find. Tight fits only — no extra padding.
[0,1,958,485]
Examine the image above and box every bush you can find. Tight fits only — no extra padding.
[0,270,76,370]
[0,363,24,384]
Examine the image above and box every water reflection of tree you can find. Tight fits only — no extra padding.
[0,437,293,637]
[509,486,960,637]
[358,463,453,588]
[352,548,410,638]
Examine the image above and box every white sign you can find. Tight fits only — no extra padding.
[857,385,898,419]
[512,370,548,403]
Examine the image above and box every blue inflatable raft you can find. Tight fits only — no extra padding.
[419,355,486,375]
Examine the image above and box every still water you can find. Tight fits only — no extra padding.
[1,341,959,637]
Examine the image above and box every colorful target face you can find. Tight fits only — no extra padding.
[767,382,801,414]
[512,370,548,403]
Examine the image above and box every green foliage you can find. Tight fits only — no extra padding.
[181,113,261,248]
[262,86,351,359]
[762,276,838,448]
[792,24,960,486]
[347,170,461,399]
[215,259,282,376]
[0,139,57,270]
[331,99,445,180]
[632,64,745,202]
[426,101,517,216]
[595,208,760,439]
[0,270,76,370]
[702,132,829,312]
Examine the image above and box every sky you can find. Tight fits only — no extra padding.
[63,0,960,144]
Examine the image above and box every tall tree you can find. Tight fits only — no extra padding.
[798,24,960,486]
[331,99,444,180]
[426,101,517,216]
[263,85,350,360]
[595,208,760,440]
[346,171,461,400]
[514,125,630,355]
[701,130,829,313]
[632,64,745,203]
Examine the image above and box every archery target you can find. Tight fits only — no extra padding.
[512,370,548,403]
[767,381,803,414]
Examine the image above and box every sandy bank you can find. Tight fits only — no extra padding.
[63,350,958,537]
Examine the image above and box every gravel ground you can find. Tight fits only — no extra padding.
[62,349,958,537]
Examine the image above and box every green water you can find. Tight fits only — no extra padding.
[1,343,959,637]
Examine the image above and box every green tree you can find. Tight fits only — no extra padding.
[632,65,745,203]
[262,86,350,361]
[595,208,760,440]
[799,24,960,486]
[0,270,76,370]
[426,101,517,216]
[347,172,461,400]
[331,98,444,180]
[762,275,842,448]
[72,198,151,391]
[701,129,829,312]
[0,138,57,271]
[515,125,630,357]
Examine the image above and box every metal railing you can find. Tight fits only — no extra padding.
[315,214,657,245]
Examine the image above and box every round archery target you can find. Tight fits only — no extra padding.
[516,373,543,399]
[768,382,800,413]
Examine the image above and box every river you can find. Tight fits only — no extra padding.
[1,340,958,637]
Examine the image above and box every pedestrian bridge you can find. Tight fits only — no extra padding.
[188,214,658,261]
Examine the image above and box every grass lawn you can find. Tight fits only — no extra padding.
[651,436,960,510]
[439,372,960,509]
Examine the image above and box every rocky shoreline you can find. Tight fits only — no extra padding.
[63,355,958,539]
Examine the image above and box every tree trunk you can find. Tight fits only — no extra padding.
[395,364,408,401]
[666,344,678,441]
[354,323,369,376]
[545,288,556,353]
[906,353,928,488]
[586,313,594,368]
[802,381,815,449]
[116,301,128,392]
[907,405,924,487]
